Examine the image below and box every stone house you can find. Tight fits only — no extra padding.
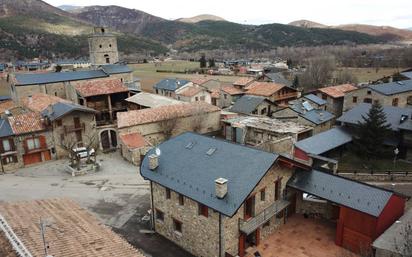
[301,94,327,110]
[153,78,191,98]
[232,77,255,90]
[316,84,357,117]
[245,82,299,106]
[89,27,119,65]
[125,92,184,110]
[140,132,302,257]
[343,80,412,113]
[222,116,313,155]
[230,95,276,117]
[119,132,150,166]
[7,112,54,167]
[175,84,212,104]
[272,100,335,135]
[219,86,244,108]
[191,78,221,91]
[0,117,19,172]
[9,70,109,103]
[117,102,221,146]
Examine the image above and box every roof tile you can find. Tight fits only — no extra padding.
[75,79,129,97]
[246,82,285,97]
[21,93,70,113]
[318,84,357,98]
[120,132,148,149]
[8,112,46,135]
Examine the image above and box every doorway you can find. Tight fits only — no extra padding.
[244,196,255,220]
[100,129,117,151]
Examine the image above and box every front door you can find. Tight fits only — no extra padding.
[101,130,111,150]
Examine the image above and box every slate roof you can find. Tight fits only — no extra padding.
[230,95,267,114]
[75,79,129,97]
[117,102,220,129]
[317,84,357,98]
[368,80,412,95]
[8,112,46,135]
[0,199,144,257]
[101,64,132,75]
[289,101,335,125]
[42,102,97,121]
[0,118,14,138]
[120,132,148,149]
[125,92,184,108]
[246,82,286,97]
[294,127,352,155]
[14,70,108,86]
[21,93,69,113]
[140,132,279,217]
[265,73,292,86]
[0,95,11,101]
[287,169,393,217]
[337,103,411,131]
[401,71,412,79]
[303,94,327,106]
[153,79,190,92]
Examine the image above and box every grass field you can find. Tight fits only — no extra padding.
[337,67,405,83]
[130,60,244,92]
[338,152,412,172]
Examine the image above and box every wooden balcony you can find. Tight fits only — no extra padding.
[274,92,298,101]
[64,123,85,134]
[239,199,290,235]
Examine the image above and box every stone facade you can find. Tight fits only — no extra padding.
[219,90,243,108]
[0,137,21,173]
[343,87,412,113]
[176,89,212,104]
[88,27,119,65]
[11,82,67,104]
[151,164,294,257]
[120,144,150,166]
[292,189,336,219]
[316,92,344,117]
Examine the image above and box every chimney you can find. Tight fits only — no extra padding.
[215,178,228,199]
[148,154,159,170]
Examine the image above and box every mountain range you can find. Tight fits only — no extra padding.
[0,0,409,60]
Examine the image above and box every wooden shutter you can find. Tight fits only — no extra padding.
[39,135,47,149]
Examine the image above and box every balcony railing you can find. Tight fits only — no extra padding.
[239,199,290,235]
[64,123,85,134]
[274,92,298,101]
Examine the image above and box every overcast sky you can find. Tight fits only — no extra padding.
[44,0,412,28]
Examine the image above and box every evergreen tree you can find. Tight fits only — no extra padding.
[199,54,207,68]
[292,76,299,88]
[353,102,391,159]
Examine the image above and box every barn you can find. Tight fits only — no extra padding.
[287,169,406,253]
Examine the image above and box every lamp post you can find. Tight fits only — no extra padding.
[393,148,399,169]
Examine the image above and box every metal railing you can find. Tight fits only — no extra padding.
[239,199,290,235]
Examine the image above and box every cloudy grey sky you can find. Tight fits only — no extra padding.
[44,0,412,28]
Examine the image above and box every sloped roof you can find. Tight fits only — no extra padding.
[368,80,412,95]
[303,94,327,106]
[42,102,97,121]
[140,132,279,217]
[75,79,129,97]
[289,101,335,125]
[8,112,46,135]
[191,77,212,85]
[0,118,14,138]
[120,132,148,149]
[21,93,70,113]
[0,199,144,257]
[401,71,412,79]
[0,100,16,114]
[246,82,286,97]
[337,103,411,131]
[153,78,190,91]
[176,86,203,97]
[14,70,108,86]
[265,73,292,86]
[221,86,244,95]
[101,64,132,74]
[295,127,352,155]
[233,77,255,87]
[230,95,267,114]
[210,88,220,99]
[318,84,357,98]
[125,92,183,108]
[0,95,11,101]
[117,102,220,129]
[287,169,393,217]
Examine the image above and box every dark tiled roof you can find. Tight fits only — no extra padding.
[300,109,335,125]
[140,132,279,217]
[41,102,96,121]
[265,73,292,86]
[303,94,327,106]
[401,71,412,79]
[295,127,352,155]
[153,79,190,92]
[101,64,132,74]
[368,80,412,95]
[0,118,14,138]
[337,103,411,131]
[287,169,393,217]
[14,70,108,86]
[230,95,267,114]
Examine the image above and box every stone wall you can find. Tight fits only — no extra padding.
[88,35,119,65]
[316,92,344,116]
[293,189,335,219]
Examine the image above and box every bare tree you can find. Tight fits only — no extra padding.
[299,55,336,89]
[159,114,179,140]
[60,131,99,170]
[191,105,207,133]
[335,69,358,85]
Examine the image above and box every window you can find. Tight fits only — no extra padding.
[363,98,372,103]
[173,219,182,233]
[260,108,267,115]
[392,98,399,106]
[26,137,41,151]
[178,194,184,206]
[260,188,266,201]
[2,155,17,165]
[109,44,112,48]
[352,96,357,103]
[195,97,199,101]
[56,120,62,127]
[165,188,171,199]
[224,94,228,100]
[2,139,11,152]
[322,93,327,100]
[99,44,102,48]
[198,203,208,217]
[367,90,372,95]
[155,209,164,222]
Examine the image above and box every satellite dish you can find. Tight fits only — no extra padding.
[155,148,161,156]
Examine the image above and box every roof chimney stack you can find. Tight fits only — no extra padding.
[148,154,159,170]
[215,178,228,199]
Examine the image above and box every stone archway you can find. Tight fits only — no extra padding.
[99,129,118,151]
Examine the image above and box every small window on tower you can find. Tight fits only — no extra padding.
[101,28,105,33]
[99,44,102,48]
[109,44,112,48]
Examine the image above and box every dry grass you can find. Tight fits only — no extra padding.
[337,67,405,83]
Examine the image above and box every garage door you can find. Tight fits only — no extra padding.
[342,227,371,253]
[23,152,42,165]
